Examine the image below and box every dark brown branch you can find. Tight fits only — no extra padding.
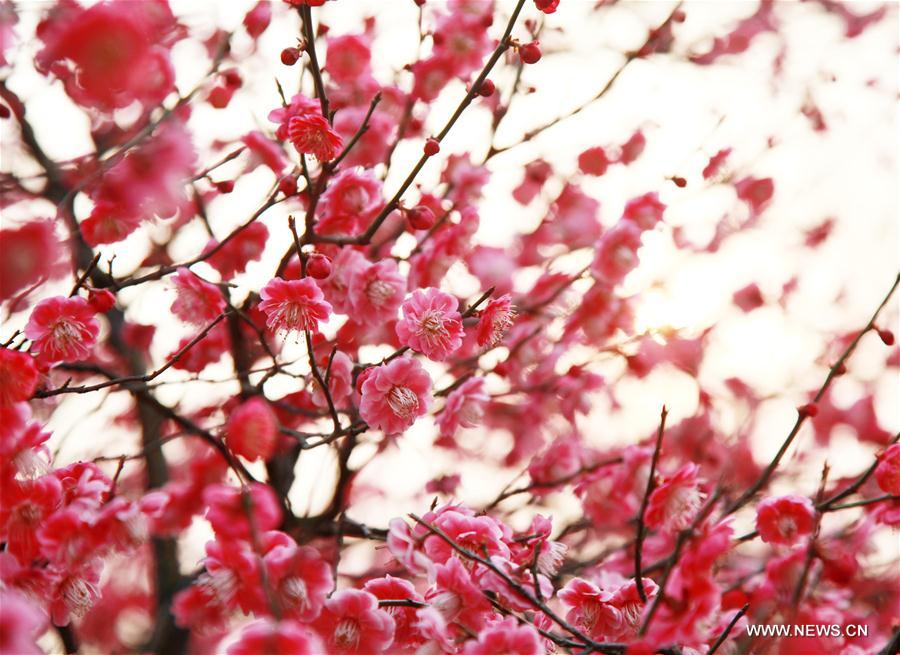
[639,486,723,635]
[330,92,382,168]
[116,189,282,289]
[411,514,622,655]
[708,603,750,655]
[69,253,101,296]
[305,329,341,432]
[635,406,668,602]
[819,432,900,509]
[299,5,330,121]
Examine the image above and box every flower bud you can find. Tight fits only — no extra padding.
[281,47,301,66]
[279,176,298,197]
[306,253,332,280]
[519,41,542,65]
[477,79,496,97]
[424,138,441,156]
[407,206,436,231]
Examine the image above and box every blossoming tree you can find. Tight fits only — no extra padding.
[0,0,898,654]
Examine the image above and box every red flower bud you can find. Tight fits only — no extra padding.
[222,69,242,89]
[519,41,542,65]
[87,289,116,313]
[215,180,235,194]
[281,47,301,66]
[208,86,233,109]
[407,206,436,231]
[279,176,298,197]
[877,328,895,346]
[798,403,818,418]
[424,138,441,156]
[477,79,496,97]
[306,253,332,280]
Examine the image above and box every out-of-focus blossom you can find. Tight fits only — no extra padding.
[756,495,816,546]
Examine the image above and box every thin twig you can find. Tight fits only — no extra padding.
[708,604,750,655]
[635,405,668,602]
[724,272,900,515]
[314,0,529,246]
[34,313,229,397]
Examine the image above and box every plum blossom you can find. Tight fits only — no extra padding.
[461,617,542,655]
[1,475,62,561]
[426,556,492,629]
[422,508,511,565]
[84,119,196,232]
[733,282,765,312]
[333,107,396,169]
[263,537,334,621]
[318,169,383,236]
[622,192,666,231]
[579,146,609,176]
[0,405,51,481]
[875,443,900,494]
[528,436,585,492]
[348,259,406,324]
[2,3,897,653]
[363,576,423,649]
[313,589,395,654]
[311,350,354,409]
[591,221,643,285]
[0,349,39,406]
[204,221,270,280]
[735,176,775,215]
[325,34,372,83]
[359,357,433,434]
[645,463,706,532]
[396,287,465,361]
[25,296,100,365]
[756,494,816,546]
[0,220,64,301]
[225,397,278,462]
[476,294,516,347]
[559,576,658,641]
[48,563,102,626]
[534,0,560,14]
[228,619,325,655]
[437,377,489,439]
[34,0,181,111]
[319,249,368,314]
[170,268,224,326]
[288,112,343,161]
[259,277,332,335]
[0,589,47,655]
[203,483,282,540]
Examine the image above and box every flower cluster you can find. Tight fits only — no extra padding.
[1,0,897,654]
